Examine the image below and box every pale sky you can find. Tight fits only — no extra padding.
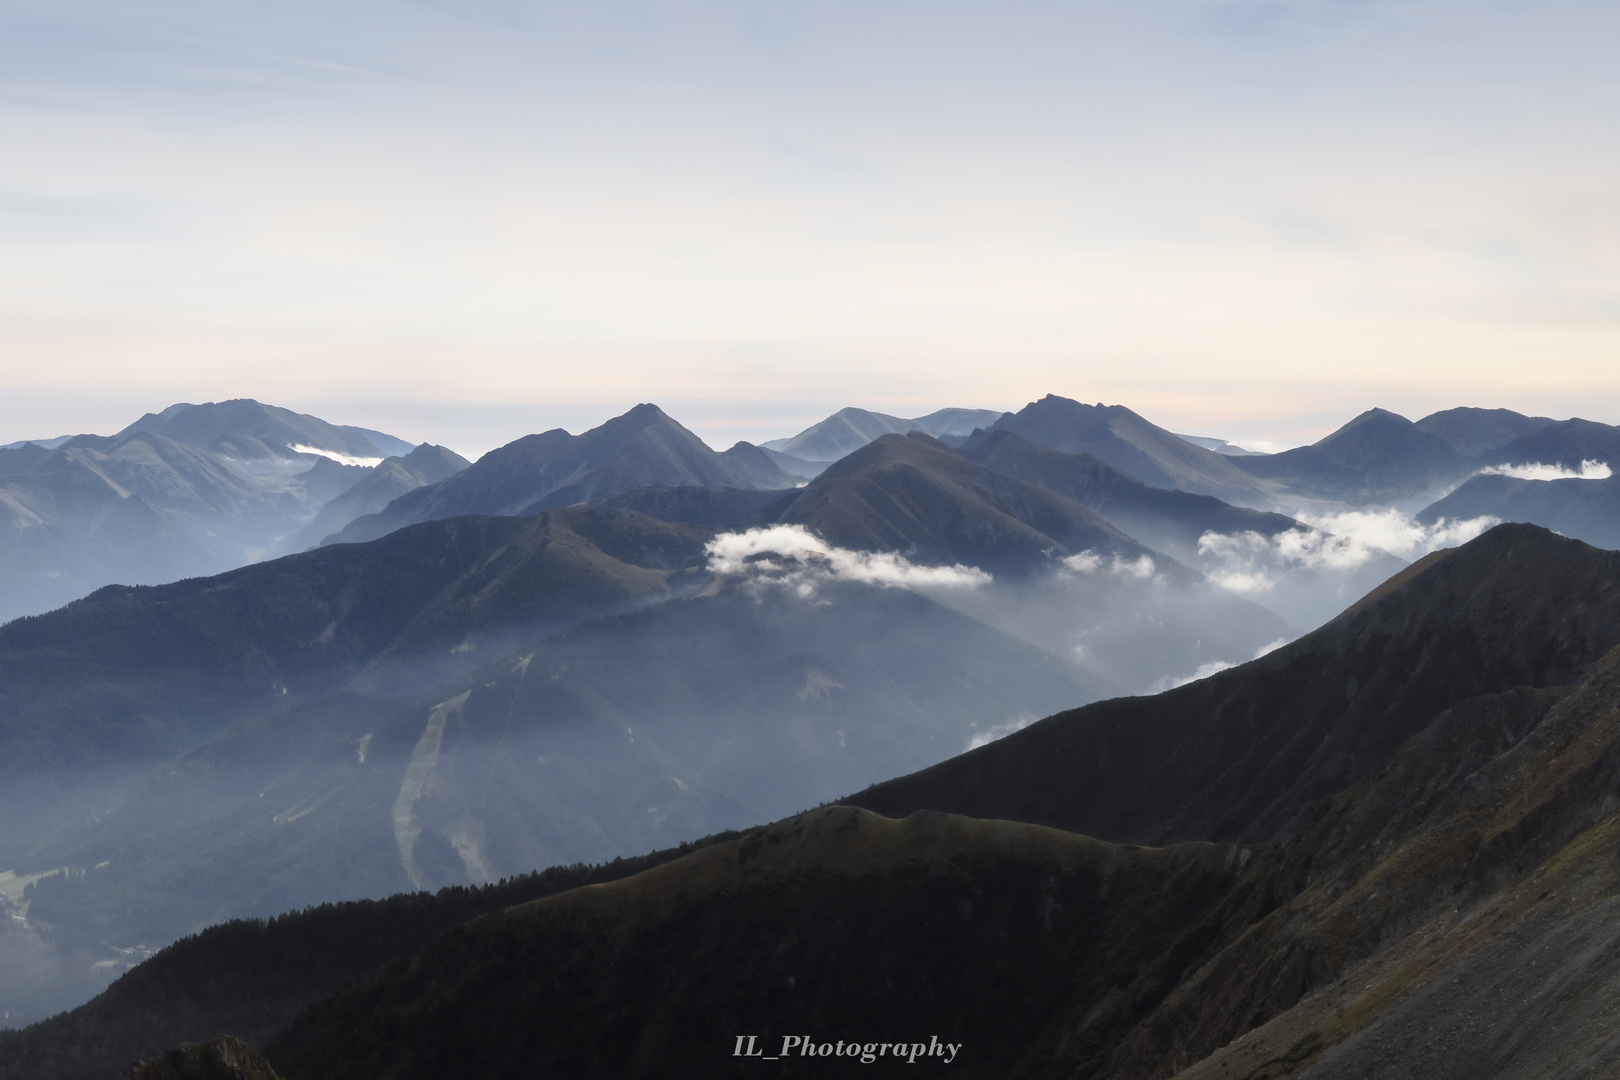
[3,1,1619,457]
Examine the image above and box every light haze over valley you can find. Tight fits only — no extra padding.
[6,2,1620,1077]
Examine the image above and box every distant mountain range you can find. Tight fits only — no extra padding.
[6,389,1620,1058]
[326,403,803,546]
[0,400,467,624]
[11,393,1620,633]
[767,397,1620,527]
[14,524,1620,1079]
[761,406,1006,461]
[0,414,1307,1025]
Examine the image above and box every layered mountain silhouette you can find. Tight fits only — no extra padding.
[1476,415,1620,471]
[0,413,1308,1027]
[761,406,1006,462]
[0,506,712,869]
[0,478,1147,1021]
[14,525,1620,1079]
[0,401,431,624]
[954,429,1408,628]
[980,395,1284,506]
[13,392,1620,1079]
[1176,432,1259,455]
[329,404,801,545]
[283,443,469,552]
[1227,405,1620,510]
[757,431,1166,577]
[1418,471,1620,551]
[1229,407,1472,505]
[736,432,1291,684]
[959,429,1302,562]
[1411,405,1555,458]
[116,400,398,467]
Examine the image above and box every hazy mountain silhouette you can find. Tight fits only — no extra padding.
[330,404,800,545]
[0,506,713,872]
[1226,406,1620,513]
[955,429,1408,628]
[761,406,1006,462]
[1176,433,1259,455]
[22,527,1620,1079]
[1418,472,1620,550]
[1479,416,1620,472]
[982,395,1282,506]
[1413,405,1555,458]
[117,400,394,465]
[959,429,1302,562]
[0,402,425,623]
[14,576,1102,954]
[1229,407,1470,505]
[288,444,469,552]
[756,431,1164,577]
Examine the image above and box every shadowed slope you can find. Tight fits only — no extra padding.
[266,807,1265,1080]
[290,445,469,552]
[757,431,1168,577]
[0,506,709,865]
[1418,472,1620,551]
[1413,406,1554,459]
[852,524,1620,846]
[128,1035,284,1080]
[1230,408,1468,505]
[959,429,1306,564]
[985,395,1280,506]
[1483,416,1620,472]
[19,523,1620,1079]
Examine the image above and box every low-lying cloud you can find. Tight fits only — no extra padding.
[1292,509,1500,562]
[1478,460,1612,481]
[1198,510,1498,596]
[1061,550,1158,580]
[1200,509,1499,590]
[706,525,991,593]
[292,444,384,468]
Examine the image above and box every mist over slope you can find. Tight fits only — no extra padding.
[8,391,1620,1063]
[957,429,1407,628]
[0,400,441,624]
[0,419,1300,1027]
[15,525,1620,1079]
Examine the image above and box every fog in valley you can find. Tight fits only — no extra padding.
[3,396,1617,1029]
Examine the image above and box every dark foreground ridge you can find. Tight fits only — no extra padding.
[10,523,1620,1078]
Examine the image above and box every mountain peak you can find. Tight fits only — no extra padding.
[988,395,1277,504]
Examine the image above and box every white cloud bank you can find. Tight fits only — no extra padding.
[1478,460,1612,481]
[1199,510,1500,596]
[1291,509,1501,562]
[705,525,991,594]
[1061,550,1158,580]
[291,444,384,467]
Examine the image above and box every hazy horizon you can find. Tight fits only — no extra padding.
[5,1,1620,456]
[0,393,1604,465]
